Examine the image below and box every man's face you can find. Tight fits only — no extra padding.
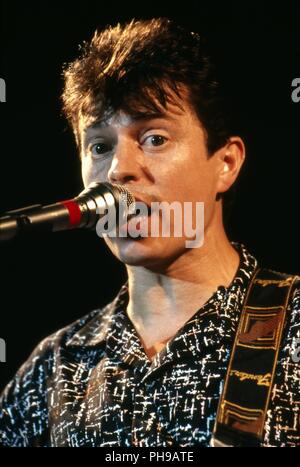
[79,92,222,270]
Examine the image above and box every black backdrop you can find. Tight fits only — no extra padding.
[0,0,299,391]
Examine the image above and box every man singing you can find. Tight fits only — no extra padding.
[0,18,299,447]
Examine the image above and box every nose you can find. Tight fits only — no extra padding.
[107,139,142,185]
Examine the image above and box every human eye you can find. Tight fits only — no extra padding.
[142,134,169,148]
[87,140,113,159]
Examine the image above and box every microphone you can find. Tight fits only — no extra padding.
[0,182,135,242]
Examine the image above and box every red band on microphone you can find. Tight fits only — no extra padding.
[61,200,82,227]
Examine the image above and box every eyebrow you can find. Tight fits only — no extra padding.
[85,111,177,131]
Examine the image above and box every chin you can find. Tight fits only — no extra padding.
[107,236,161,267]
[104,236,185,269]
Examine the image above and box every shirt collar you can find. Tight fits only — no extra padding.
[66,242,258,352]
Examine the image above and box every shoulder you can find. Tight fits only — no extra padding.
[2,283,128,388]
[15,289,124,376]
[260,270,300,446]
[254,267,300,302]
[255,267,300,330]
[0,305,106,393]
[0,291,124,446]
[0,288,125,389]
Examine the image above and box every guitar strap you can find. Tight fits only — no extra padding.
[211,267,299,447]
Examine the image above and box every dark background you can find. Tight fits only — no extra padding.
[0,0,299,391]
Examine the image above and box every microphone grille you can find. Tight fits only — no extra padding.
[113,184,135,211]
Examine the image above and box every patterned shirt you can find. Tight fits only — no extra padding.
[0,243,299,447]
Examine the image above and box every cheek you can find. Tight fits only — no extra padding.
[177,149,216,198]
[154,148,211,200]
[148,144,190,183]
[81,160,90,188]
[81,158,111,187]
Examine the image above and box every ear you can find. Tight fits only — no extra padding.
[215,136,246,195]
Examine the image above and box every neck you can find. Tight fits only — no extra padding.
[126,221,240,346]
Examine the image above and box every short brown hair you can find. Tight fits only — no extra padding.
[62,17,233,155]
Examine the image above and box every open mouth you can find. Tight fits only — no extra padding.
[118,197,152,239]
[126,204,151,221]
[119,212,151,238]
[123,193,152,222]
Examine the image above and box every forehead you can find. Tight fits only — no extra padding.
[78,87,199,134]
